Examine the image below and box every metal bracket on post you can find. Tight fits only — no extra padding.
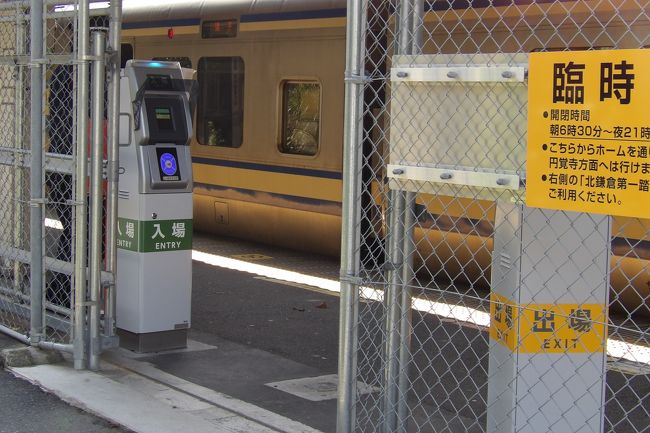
[387,165,522,191]
[28,197,47,207]
[391,64,526,83]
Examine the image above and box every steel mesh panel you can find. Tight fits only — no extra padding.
[0,5,31,337]
[0,3,113,349]
[345,1,650,432]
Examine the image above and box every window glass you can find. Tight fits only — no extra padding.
[197,57,244,147]
[280,81,320,156]
[121,43,133,68]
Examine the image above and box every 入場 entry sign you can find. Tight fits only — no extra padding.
[526,49,650,218]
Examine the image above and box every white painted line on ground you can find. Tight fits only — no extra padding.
[192,249,650,366]
[266,374,377,402]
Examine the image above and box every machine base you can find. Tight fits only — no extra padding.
[117,328,188,353]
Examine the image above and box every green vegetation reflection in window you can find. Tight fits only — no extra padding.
[197,57,244,147]
[280,81,320,156]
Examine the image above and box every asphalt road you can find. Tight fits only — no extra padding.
[0,333,133,433]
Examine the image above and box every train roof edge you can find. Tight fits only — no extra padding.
[121,0,348,24]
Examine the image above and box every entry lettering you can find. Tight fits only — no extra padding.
[155,241,182,250]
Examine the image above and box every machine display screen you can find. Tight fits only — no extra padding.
[146,74,174,90]
[156,147,181,181]
[154,107,174,131]
[143,95,188,146]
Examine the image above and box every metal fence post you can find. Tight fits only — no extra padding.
[73,0,91,370]
[28,0,44,345]
[395,2,422,428]
[383,189,406,433]
[397,191,415,433]
[382,2,422,432]
[104,0,122,339]
[337,0,367,432]
[13,7,26,297]
[88,29,106,371]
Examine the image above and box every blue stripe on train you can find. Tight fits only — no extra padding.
[122,3,560,30]
[240,8,347,23]
[192,157,343,180]
[122,9,346,30]
[123,18,201,30]
[193,182,342,208]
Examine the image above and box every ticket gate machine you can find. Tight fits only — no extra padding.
[116,60,193,352]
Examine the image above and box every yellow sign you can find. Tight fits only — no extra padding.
[518,303,607,354]
[489,292,518,351]
[490,293,606,354]
[527,49,650,218]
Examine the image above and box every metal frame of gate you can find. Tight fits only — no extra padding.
[0,0,121,370]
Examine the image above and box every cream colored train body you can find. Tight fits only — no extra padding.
[122,0,650,316]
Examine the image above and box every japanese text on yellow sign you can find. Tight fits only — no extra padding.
[490,293,606,354]
[527,49,650,218]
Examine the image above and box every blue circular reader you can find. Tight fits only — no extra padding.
[160,152,178,176]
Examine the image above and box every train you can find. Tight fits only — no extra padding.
[119,0,649,317]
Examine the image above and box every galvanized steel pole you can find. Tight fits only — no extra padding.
[397,190,415,433]
[337,0,366,431]
[28,0,44,345]
[14,8,26,297]
[383,1,422,431]
[73,0,91,370]
[88,29,106,371]
[104,0,122,339]
[397,13,422,429]
[383,189,406,433]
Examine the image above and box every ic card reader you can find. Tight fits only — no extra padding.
[116,60,194,352]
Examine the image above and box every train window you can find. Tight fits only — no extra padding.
[121,44,134,68]
[152,56,192,69]
[197,57,244,147]
[279,81,320,156]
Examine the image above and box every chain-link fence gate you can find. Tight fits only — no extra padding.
[338,1,649,432]
[0,0,121,370]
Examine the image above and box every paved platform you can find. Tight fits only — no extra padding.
[2,232,649,433]
[9,347,321,433]
[1,234,345,433]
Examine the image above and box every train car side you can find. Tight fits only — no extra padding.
[122,2,649,317]
[128,22,347,257]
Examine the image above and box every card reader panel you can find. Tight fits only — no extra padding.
[142,95,189,146]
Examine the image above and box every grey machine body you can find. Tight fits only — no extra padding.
[116,60,194,352]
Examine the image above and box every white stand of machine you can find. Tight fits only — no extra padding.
[116,60,194,353]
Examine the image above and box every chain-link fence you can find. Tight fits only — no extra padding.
[0,1,31,343]
[0,0,120,370]
[338,1,649,432]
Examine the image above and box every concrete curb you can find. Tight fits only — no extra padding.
[1,346,64,368]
